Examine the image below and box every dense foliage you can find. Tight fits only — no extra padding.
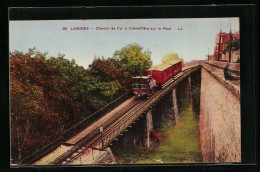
[10,43,152,164]
[112,43,152,76]
[47,55,132,114]
[47,55,98,115]
[90,57,132,89]
[161,53,184,64]
[10,48,81,163]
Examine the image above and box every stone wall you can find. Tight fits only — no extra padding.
[93,148,117,164]
[200,67,241,162]
[221,49,240,63]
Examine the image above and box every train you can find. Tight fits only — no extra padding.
[131,60,182,97]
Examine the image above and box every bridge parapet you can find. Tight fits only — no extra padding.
[205,61,240,74]
[201,62,240,100]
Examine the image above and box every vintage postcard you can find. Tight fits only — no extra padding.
[10,15,241,166]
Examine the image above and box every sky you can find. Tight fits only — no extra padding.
[9,18,239,69]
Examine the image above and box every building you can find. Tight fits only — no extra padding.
[210,31,240,62]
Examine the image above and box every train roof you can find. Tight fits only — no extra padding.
[148,60,182,71]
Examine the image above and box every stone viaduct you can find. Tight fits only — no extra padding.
[22,61,241,165]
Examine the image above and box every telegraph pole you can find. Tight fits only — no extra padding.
[229,21,233,62]
[100,127,104,150]
[208,48,209,60]
[217,22,222,61]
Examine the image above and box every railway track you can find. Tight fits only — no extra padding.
[50,65,197,165]
[61,95,156,164]
[50,98,144,164]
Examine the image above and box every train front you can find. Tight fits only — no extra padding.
[131,76,156,98]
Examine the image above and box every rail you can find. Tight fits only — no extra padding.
[50,98,143,164]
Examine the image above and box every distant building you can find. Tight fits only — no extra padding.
[208,55,215,61]
[209,31,240,62]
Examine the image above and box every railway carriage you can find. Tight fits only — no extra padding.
[147,60,182,86]
[132,60,182,97]
[131,76,156,97]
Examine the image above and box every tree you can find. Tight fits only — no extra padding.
[10,48,81,163]
[90,57,132,90]
[112,43,152,76]
[161,53,184,64]
[223,38,240,54]
[85,57,131,110]
[48,56,115,115]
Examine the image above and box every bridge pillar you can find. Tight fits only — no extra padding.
[188,76,193,106]
[172,88,179,125]
[188,76,192,91]
[145,109,153,148]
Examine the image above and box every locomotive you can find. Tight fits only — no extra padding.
[131,60,182,97]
